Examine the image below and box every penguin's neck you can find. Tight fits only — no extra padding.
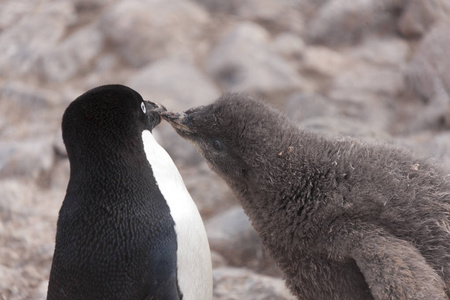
[67,139,152,200]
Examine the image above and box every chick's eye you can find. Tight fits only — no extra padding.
[213,140,224,151]
[141,102,146,114]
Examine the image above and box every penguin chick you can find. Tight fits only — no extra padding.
[47,85,212,300]
[160,93,450,300]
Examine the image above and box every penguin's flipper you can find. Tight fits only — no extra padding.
[144,282,181,300]
[351,230,447,300]
[144,290,180,300]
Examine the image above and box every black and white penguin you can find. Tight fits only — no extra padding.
[159,93,450,300]
[47,85,212,300]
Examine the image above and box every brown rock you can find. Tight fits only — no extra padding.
[213,267,296,300]
[207,22,302,94]
[347,37,410,67]
[182,165,236,218]
[206,207,282,276]
[405,20,450,103]
[0,0,37,31]
[194,0,304,33]
[398,0,450,38]
[307,0,402,46]
[401,131,450,171]
[285,93,392,139]
[403,20,450,130]
[0,1,75,78]
[302,46,349,77]
[128,58,220,111]
[330,63,404,97]
[0,138,54,180]
[272,32,305,60]
[38,24,104,82]
[99,0,209,67]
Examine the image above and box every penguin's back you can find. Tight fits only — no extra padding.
[47,143,181,300]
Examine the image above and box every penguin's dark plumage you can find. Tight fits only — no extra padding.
[48,85,212,300]
[161,93,450,300]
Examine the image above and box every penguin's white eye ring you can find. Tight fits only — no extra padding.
[141,102,146,114]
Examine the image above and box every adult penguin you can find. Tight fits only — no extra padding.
[47,85,212,300]
[159,93,450,300]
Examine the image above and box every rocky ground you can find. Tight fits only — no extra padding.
[1,0,450,299]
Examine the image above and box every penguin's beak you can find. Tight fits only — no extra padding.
[149,102,167,113]
[150,103,193,134]
[144,100,164,130]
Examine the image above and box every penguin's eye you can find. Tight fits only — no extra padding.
[213,140,224,151]
[141,102,146,114]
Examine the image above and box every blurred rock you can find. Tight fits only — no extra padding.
[405,20,450,103]
[0,179,58,223]
[401,131,450,171]
[153,123,203,166]
[300,38,409,95]
[191,0,237,14]
[128,58,220,111]
[330,63,404,97]
[347,37,410,67]
[398,0,450,38]
[211,251,228,269]
[73,0,115,9]
[236,0,304,34]
[307,0,402,46]
[182,165,236,218]
[53,128,67,159]
[0,179,59,300]
[0,82,62,146]
[272,32,305,59]
[194,0,304,33]
[296,0,331,20]
[300,117,391,140]
[99,0,209,67]
[206,206,282,276]
[0,0,37,31]
[0,1,75,78]
[207,22,302,94]
[405,89,450,132]
[0,81,58,109]
[38,24,104,82]
[49,159,70,191]
[30,280,48,300]
[0,138,54,180]
[0,266,27,300]
[285,93,391,138]
[213,267,296,300]
[302,46,349,77]
[403,20,450,130]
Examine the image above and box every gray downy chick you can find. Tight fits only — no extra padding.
[158,93,450,300]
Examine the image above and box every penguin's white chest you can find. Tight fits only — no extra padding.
[141,130,213,300]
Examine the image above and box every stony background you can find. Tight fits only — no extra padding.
[1,0,450,299]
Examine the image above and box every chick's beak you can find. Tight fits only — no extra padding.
[150,102,193,134]
[161,111,193,134]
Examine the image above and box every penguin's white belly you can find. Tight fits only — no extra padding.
[142,130,213,300]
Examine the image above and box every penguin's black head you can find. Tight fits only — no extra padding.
[159,93,293,189]
[62,84,162,164]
